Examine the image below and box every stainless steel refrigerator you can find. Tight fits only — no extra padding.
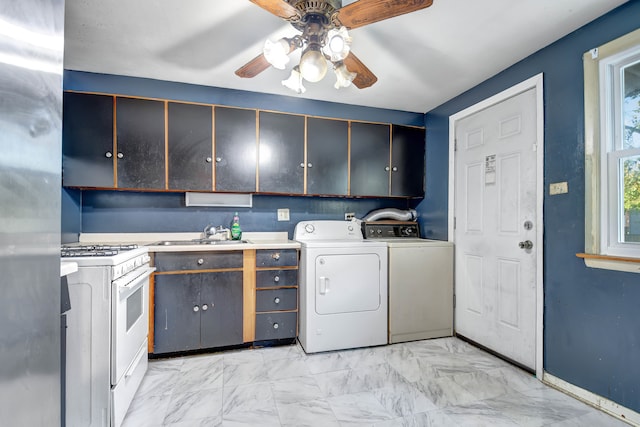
[0,1,64,425]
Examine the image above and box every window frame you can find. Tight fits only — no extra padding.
[583,28,640,271]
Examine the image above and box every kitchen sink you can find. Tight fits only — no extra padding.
[152,239,249,246]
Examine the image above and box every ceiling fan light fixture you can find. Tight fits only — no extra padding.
[333,62,356,89]
[323,26,351,62]
[282,66,306,94]
[263,37,292,70]
[299,44,328,82]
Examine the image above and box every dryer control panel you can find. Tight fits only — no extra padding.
[362,221,420,239]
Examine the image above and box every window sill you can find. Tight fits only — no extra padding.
[576,253,640,274]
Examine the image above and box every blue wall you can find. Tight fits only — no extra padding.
[62,71,424,240]
[419,0,640,413]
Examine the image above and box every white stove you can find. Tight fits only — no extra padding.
[63,243,154,427]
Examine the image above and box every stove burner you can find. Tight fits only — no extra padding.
[60,244,139,258]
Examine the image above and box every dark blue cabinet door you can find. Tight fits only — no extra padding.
[168,102,213,191]
[116,97,165,189]
[306,117,348,195]
[258,111,304,194]
[350,122,391,196]
[214,106,256,192]
[199,272,243,349]
[391,125,425,197]
[62,92,114,187]
[153,274,201,354]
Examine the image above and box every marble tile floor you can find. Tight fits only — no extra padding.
[122,337,629,427]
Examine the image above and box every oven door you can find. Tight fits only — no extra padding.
[111,265,155,385]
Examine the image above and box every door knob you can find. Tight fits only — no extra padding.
[519,240,533,250]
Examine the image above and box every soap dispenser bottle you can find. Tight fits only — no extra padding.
[231,212,242,240]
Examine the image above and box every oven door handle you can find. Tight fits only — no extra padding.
[117,266,155,300]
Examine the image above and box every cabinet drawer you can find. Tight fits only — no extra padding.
[154,251,243,271]
[256,249,298,268]
[256,288,297,312]
[256,269,298,288]
[255,312,297,341]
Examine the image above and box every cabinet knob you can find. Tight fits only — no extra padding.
[193,305,199,312]
[274,297,281,304]
[215,157,222,163]
[299,162,305,168]
[273,275,280,282]
[273,323,279,329]
[105,152,113,158]
[392,166,398,172]
[385,166,390,171]
[307,163,313,168]
[272,253,280,261]
[117,152,124,159]
[201,304,208,311]
[197,258,204,265]
[206,157,212,163]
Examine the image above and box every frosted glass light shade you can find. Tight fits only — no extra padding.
[334,63,356,89]
[322,27,351,62]
[263,38,291,69]
[299,47,328,82]
[282,66,306,94]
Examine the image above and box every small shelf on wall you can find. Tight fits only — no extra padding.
[185,192,253,208]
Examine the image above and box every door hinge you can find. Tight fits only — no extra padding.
[453,294,456,308]
[454,139,458,152]
[453,217,456,229]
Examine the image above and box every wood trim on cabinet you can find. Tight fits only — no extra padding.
[211,107,216,191]
[255,110,260,192]
[164,100,169,190]
[388,124,394,196]
[243,249,257,342]
[303,116,308,194]
[153,267,243,275]
[347,121,352,195]
[112,95,118,187]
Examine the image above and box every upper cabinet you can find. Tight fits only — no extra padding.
[62,92,114,187]
[214,107,257,192]
[258,111,304,194]
[116,98,166,189]
[307,117,349,196]
[167,102,213,191]
[350,122,391,197]
[62,92,425,198]
[391,125,426,197]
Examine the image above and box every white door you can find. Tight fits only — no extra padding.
[454,86,540,370]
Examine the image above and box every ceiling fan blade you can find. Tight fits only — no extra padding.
[336,0,434,30]
[235,53,271,78]
[249,0,300,20]
[343,52,378,89]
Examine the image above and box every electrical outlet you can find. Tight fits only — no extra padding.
[345,212,355,221]
[277,208,290,221]
[549,182,568,195]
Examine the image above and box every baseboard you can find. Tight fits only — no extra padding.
[543,372,640,426]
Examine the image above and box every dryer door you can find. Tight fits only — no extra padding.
[314,253,382,314]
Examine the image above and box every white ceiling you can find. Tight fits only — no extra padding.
[63,0,628,113]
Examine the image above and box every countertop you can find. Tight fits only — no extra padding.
[79,232,300,252]
[61,261,78,277]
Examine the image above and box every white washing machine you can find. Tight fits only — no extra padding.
[294,220,388,354]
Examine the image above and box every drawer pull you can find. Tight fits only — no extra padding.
[193,305,199,312]
[197,258,204,265]
[273,323,279,329]
[274,297,280,304]
[272,253,280,261]
[273,275,280,282]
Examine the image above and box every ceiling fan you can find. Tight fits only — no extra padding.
[235,0,434,93]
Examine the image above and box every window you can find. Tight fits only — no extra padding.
[584,28,640,269]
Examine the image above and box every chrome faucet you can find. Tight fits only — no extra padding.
[203,224,230,240]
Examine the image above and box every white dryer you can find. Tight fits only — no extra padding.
[294,220,388,354]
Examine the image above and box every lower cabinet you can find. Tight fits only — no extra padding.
[153,271,243,354]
